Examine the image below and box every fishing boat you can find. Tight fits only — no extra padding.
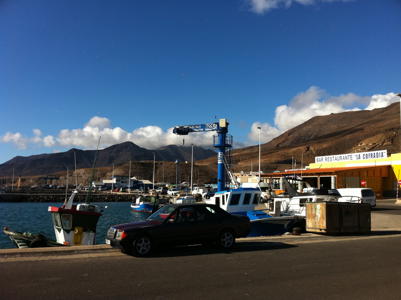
[3,226,63,249]
[48,190,102,246]
[203,187,269,219]
[131,195,159,213]
[203,187,305,236]
[131,194,171,213]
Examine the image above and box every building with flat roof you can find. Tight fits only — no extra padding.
[237,150,401,198]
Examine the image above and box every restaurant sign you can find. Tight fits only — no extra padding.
[315,150,387,164]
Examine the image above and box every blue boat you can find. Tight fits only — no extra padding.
[131,195,159,213]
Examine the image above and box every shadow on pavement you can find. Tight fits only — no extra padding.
[372,207,401,212]
[141,241,297,258]
[370,230,401,236]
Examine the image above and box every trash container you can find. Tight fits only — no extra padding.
[306,202,371,234]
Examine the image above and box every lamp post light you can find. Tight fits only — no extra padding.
[257,126,261,182]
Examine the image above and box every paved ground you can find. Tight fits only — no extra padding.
[1,199,401,299]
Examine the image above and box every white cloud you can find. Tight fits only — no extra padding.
[366,93,400,110]
[1,132,28,149]
[248,87,399,144]
[43,135,56,147]
[248,0,352,14]
[85,116,111,129]
[1,90,399,152]
[7,117,217,151]
[248,122,281,144]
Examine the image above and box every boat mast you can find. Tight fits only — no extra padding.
[128,160,131,193]
[152,153,155,190]
[85,136,101,203]
[111,163,114,193]
[11,168,14,192]
[65,167,69,202]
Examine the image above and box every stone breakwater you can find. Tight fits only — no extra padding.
[0,192,137,203]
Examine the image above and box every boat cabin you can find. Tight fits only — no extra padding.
[205,188,262,215]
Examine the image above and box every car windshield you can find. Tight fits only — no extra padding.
[147,205,176,221]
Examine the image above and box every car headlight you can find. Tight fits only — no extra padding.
[115,229,127,240]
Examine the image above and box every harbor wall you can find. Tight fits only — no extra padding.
[0,193,136,203]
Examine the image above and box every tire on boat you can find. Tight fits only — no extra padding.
[218,229,235,250]
[132,235,153,257]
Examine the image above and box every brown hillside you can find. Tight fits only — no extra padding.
[199,102,400,173]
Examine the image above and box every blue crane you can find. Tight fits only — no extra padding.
[173,119,232,192]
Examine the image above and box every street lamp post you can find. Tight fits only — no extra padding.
[190,144,194,192]
[257,126,261,182]
[397,94,401,203]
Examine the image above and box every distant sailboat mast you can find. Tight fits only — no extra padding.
[152,153,156,190]
[128,160,132,193]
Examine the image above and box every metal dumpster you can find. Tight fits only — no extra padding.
[306,202,371,234]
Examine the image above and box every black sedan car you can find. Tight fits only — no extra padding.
[106,203,250,256]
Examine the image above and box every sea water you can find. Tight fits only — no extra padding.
[0,202,148,249]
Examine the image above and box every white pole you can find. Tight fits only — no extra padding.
[190,144,194,192]
[397,94,401,202]
[301,152,304,179]
[397,94,401,154]
[128,160,131,193]
[258,126,261,182]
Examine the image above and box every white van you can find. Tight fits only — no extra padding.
[337,188,376,207]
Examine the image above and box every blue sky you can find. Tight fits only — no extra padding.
[1,0,401,163]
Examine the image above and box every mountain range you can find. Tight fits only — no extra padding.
[223,102,400,172]
[0,143,216,176]
[1,102,400,179]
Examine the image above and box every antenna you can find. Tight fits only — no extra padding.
[85,136,101,204]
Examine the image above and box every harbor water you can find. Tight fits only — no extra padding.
[0,201,148,249]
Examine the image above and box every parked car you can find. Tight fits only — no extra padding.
[167,188,180,196]
[155,186,168,195]
[106,203,251,256]
[337,188,376,207]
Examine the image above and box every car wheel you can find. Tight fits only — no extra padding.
[132,236,152,256]
[218,229,235,250]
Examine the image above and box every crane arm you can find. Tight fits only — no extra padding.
[173,122,219,135]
